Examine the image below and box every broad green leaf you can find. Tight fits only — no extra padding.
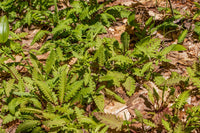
[128,12,136,26]
[0,15,9,43]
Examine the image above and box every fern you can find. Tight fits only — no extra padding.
[99,71,127,87]
[31,30,49,45]
[105,88,125,104]
[94,112,124,131]
[20,107,43,114]
[2,114,16,124]
[44,50,56,74]
[173,90,190,109]
[143,119,157,128]
[58,68,68,105]
[93,94,105,112]
[97,45,105,67]
[43,119,66,128]
[35,80,54,103]
[162,119,172,132]
[5,79,15,97]
[24,9,32,26]
[65,80,83,103]
[16,120,40,133]
[122,76,136,96]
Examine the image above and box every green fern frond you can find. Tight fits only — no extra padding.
[5,79,15,97]
[93,94,105,112]
[8,97,24,115]
[2,114,16,124]
[44,50,56,74]
[162,119,172,132]
[174,123,184,133]
[24,9,32,26]
[134,109,143,123]
[143,119,157,128]
[9,31,21,40]
[98,45,105,67]
[58,67,68,105]
[122,76,136,96]
[94,112,123,131]
[16,120,40,133]
[109,55,132,65]
[9,66,21,81]
[105,88,125,104]
[20,107,43,114]
[31,30,49,45]
[65,80,83,103]
[100,71,127,87]
[173,90,190,109]
[43,119,66,128]
[35,80,54,103]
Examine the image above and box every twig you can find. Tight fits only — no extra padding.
[167,0,174,17]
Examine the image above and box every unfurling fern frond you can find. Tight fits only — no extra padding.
[16,120,40,133]
[94,112,124,131]
[35,80,54,103]
[93,94,105,112]
[122,76,136,96]
[173,90,190,109]
[31,30,49,45]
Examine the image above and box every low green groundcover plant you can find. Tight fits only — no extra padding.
[0,0,199,132]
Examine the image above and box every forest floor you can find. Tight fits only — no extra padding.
[0,0,200,133]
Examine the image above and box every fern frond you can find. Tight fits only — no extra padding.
[35,80,54,103]
[31,30,49,45]
[20,107,43,114]
[44,50,56,74]
[93,94,105,112]
[94,112,123,131]
[122,76,136,96]
[5,79,15,97]
[174,90,190,109]
[143,119,157,128]
[8,97,24,115]
[162,119,172,132]
[43,119,66,128]
[65,80,83,103]
[105,88,125,104]
[2,114,16,124]
[16,120,40,133]
[24,9,32,26]
[58,67,68,105]
[109,55,132,65]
